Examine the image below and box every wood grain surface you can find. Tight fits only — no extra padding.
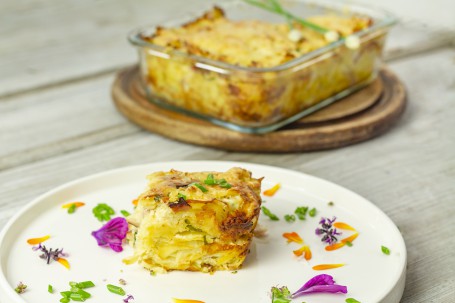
[112,67,405,152]
[1,1,454,302]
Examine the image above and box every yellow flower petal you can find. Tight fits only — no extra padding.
[57,258,70,270]
[333,222,356,231]
[283,232,303,244]
[173,299,205,303]
[312,263,345,270]
[263,183,281,197]
[27,235,50,245]
[61,202,85,209]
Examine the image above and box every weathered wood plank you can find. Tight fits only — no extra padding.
[1,0,454,97]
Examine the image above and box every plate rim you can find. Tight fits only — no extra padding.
[0,160,407,303]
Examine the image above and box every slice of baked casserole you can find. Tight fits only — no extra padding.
[125,167,262,273]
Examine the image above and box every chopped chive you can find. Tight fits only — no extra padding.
[76,281,95,289]
[284,214,296,222]
[106,284,126,296]
[381,245,390,255]
[48,284,53,293]
[60,291,72,298]
[70,286,81,293]
[177,193,187,200]
[120,210,131,217]
[191,183,208,193]
[261,206,279,221]
[68,203,77,214]
[308,207,317,217]
[60,298,70,303]
[69,292,86,301]
[204,174,232,188]
[346,241,353,247]
[92,203,115,222]
[346,298,361,303]
[69,282,78,287]
[77,289,91,299]
[218,179,232,188]
[204,174,217,185]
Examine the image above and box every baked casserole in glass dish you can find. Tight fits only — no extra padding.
[128,0,396,134]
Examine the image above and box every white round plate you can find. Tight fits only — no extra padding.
[0,161,406,303]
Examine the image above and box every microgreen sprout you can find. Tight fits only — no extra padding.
[15,282,27,294]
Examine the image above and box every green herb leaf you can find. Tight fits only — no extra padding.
[381,245,391,255]
[309,207,317,217]
[178,193,187,200]
[294,206,308,220]
[261,206,279,221]
[346,241,353,247]
[346,298,361,303]
[48,284,53,293]
[284,214,296,222]
[190,183,208,193]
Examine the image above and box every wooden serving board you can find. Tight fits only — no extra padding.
[112,66,406,152]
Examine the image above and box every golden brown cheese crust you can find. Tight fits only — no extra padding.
[138,7,384,127]
[125,167,262,273]
[145,6,372,68]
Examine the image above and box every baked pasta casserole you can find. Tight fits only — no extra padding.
[125,167,262,273]
[130,3,390,129]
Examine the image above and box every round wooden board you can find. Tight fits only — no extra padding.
[112,66,406,152]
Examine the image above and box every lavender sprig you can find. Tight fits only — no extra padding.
[315,216,342,245]
[32,243,68,264]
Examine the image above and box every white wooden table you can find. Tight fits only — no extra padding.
[1,1,454,302]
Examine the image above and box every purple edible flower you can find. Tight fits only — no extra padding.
[91,217,128,252]
[32,243,68,264]
[315,216,342,245]
[123,294,134,303]
[292,274,347,298]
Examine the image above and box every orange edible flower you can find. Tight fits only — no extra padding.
[26,235,50,245]
[341,232,359,243]
[312,263,345,270]
[293,245,312,260]
[173,299,205,303]
[263,183,281,197]
[57,258,70,270]
[61,202,85,209]
[132,199,138,206]
[283,232,303,244]
[325,232,359,251]
[333,222,357,231]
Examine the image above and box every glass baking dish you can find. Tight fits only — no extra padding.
[128,0,396,134]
